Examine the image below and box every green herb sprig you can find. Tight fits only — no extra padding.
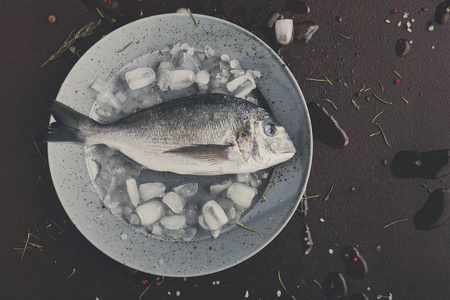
[373,93,392,105]
[278,271,287,292]
[384,218,408,228]
[324,98,338,110]
[236,222,257,232]
[14,233,43,260]
[41,19,102,67]
[306,76,332,85]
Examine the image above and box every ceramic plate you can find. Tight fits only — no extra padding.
[48,13,312,277]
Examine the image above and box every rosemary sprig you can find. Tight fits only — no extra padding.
[115,42,133,53]
[301,195,320,200]
[96,7,104,18]
[236,222,257,232]
[139,281,154,299]
[272,178,278,185]
[360,83,371,92]
[296,279,305,288]
[370,131,381,137]
[352,99,360,110]
[371,111,384,123]
[262,194,268,202]
[324,98,338,110]
[394,70,402,78]
[33,141,48,168]
[401,96,409,104]
[313,280,323,290]
[378,80,384,92]
[375,123,392,147]
[324,185,334,201]
[384,218,408,228]
[15,233,43,260]
[67,268,76,279]
[338,32,351,39]
[188,8,199,27]
[373,93,392,105]
[278,271,287,292]
[306,76,332,85]
[159,50,164,56]
[41,19,102,67]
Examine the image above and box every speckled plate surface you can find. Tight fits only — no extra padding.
[48,13,312,277]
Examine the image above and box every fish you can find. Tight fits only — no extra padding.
[38,94,296,175]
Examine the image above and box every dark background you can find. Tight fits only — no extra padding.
[1,0,449,299]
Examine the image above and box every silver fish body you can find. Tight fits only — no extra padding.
[39,94,296,175]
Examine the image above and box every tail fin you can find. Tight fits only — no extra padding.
[37,99,98,144]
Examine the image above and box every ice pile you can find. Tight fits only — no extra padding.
[87,43,268,240]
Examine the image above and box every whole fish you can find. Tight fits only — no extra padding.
[38,94,296,175]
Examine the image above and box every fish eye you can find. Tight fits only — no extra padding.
[263,123,277,137]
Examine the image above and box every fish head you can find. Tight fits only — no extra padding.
[238,114,296,168]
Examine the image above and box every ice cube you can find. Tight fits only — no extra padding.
[185,205,198,225]
[152,223,164,236]
[183,227,197,241]
[226,206,236,220]
[201,56,220,72]
[173,182,198,198]
[195,70,210,86]
[180,43,194,56]
[110,206,123,216]
[202,200,229,231]
[96,91,121,110]
[226,74,252,92]
[91,79,106,92]
[246,96,258,104]
[237,173,251,183]
[162,192,186,214]
[121,99,140,114]
[165,228,185,239]
[220,54,230,62]
[160,215,186,230]
[125,67,156,90]
[227,182,257,208]
[139,182,166,201]
[168,70,195,90]
[234,77,256,99]
[210,180,233,196]
[115,91,128,104]
[204,45,215,58]
[126,178,140,207]
[250,178,262,188]
[211,229,221,239]
[275,19,294,45]
[135,200,165,226]
[103,191,120,209]
[217,198,234,212]
[169,43,182,56]
[180,52,201,73]
[156,61,175,91]
[128,213,141,225]
[139,93,162,109]
[198,215,209,230]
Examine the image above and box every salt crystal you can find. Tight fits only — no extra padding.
[329,249,334,254]
[320,218,325,222]
[135,200,165,225]
[275,19,294,45]
[126,178,140,207]
[428,25,434,31]
[120,233,128,240]
[244,290,249,298]
[411,18,415,22]
[407,28,412,32]
[125,68,156,90]
[385,19,391,23]
[367,287,371,291]
[91,79,106,92]
[163,192,186,214]
[432,46,435,49]
[173,182,198,198]
[139,182,166,201]
[227,182,257,208]
[397,21,402,26]
[403,12,409,18]
[212,281,216,285]
[202,200,228,230]
[406,21,411,28]
[216,281,220,285]
[168,291,172,295]
[168,70,196,90]
[160,216,186,230]
[277,290,281,297]
[176,291,181,296]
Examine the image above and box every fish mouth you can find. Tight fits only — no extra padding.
[279,147,296,154]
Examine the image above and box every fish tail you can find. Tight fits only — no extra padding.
[36,98,98,144]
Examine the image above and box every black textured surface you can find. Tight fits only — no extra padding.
[1,0,449,299]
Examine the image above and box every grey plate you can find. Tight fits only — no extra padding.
[48,13,312,277]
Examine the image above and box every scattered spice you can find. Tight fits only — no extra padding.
[131,269,138,274]
[306,76,332,85]
[41,19,102,67]
[236,222,257,232]
[373,93,393,105]
[401,96,409,104]
[352,99,361,110]
[371,111,384,123]
[392,9,398,14]
[384,218,408,228]
[378,80,384,92]
[394,71,402,78]
[278,271,287,292]
[376,245,381,251]
[48,15,56,24]
[14,233,43,260]
[395,79,400,84]
[324,185,334,201]
[115,42,133,53]
[324,98,338,110]
[138,281,154,299]
[67,268,76,279]
[375,122,392,147]
[188,8,199,27]
[338,32,351,39]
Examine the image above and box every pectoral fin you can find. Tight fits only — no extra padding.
[165,144,231,164]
